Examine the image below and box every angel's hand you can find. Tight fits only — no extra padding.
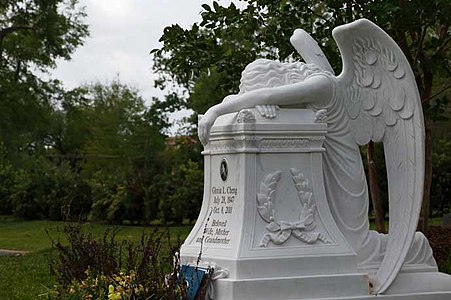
[256,104,279,119]
[198,107,219,146]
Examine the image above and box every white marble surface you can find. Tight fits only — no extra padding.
[183,18,451,299]
[182,108,370,299]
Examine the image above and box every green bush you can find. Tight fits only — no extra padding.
[0,161,18,215]
[154,160,203,225]
[46,221,186,299]
[88,172,126,223]
[45,270,150,300]
[8,157,92,220]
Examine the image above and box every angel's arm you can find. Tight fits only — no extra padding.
[198,74,333,145]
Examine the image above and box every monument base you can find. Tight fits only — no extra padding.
[213,273,369,300]
[181,109,451,299]
[212,271,451,300]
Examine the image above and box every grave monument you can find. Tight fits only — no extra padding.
[180,18,451,299]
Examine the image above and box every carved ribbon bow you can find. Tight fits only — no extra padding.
[259,210,315,247]
[279,220,305,231]
[257,169,330,247]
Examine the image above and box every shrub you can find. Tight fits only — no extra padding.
[45,270,152,300]
[0,161,18,215]
[46,221,186,299]
[9,158,92,220]
[88,172,126,224]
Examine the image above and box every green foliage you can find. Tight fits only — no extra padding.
[153,0,451,117]
[156,159,204,225]
[8,157,91,220]
[0,0,97,222]
[0,0,88,67]
[0,217,193,299]
[0,0,89,156]
[45,270,150,300]
[431,138,451,214]
[0,147,18,214]
[69,81,167,224]
[46,221,185,299]
[189,68,232,114]
[87,172,125,223]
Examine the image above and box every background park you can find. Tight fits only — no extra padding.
[0,0,450,299]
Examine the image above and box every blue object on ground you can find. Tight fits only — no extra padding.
[180,265,209,300]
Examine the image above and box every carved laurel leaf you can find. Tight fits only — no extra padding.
[257,206,272,223]
[299,203,316,225]
[256,170,282,223]
[299,191,312,205]
[290,168,313,206]
[256,193,267,206]
[268,190,276,201]
[257,169,330,247]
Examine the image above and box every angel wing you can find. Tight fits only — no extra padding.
[290,28,335,75]
[333,19,425,294]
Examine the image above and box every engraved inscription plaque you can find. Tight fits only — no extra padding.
[193,156,238,248]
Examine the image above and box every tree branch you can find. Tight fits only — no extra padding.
[422,83,451,104]
[0,25,34,39]
[434,36,451,56]
[413,25,427,64]
[0,25,34,56]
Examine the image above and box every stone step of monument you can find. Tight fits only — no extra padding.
[212,272,451,300]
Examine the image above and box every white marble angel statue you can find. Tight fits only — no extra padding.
[198,19,438,294]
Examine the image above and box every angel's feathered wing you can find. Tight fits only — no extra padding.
[333,19,425,294]
[290,29,335,75]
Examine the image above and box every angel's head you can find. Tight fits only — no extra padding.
[239,59,325,94]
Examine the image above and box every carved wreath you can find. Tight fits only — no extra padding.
[257,168,330,247]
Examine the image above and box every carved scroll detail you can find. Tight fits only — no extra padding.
[314,109,328,123]
[236,109,256,123]
[256,169,330,247]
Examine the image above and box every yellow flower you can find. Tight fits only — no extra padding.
[114,292,122,300]
[108,284,116,300]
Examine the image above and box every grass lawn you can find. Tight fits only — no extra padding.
[0,216,449,299]
[0,215,192,300]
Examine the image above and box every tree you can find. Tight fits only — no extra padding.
[60,80,166,223]
[152,0,451,232]
[0,0,88,156]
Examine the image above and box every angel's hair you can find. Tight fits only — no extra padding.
[239,59,325,94]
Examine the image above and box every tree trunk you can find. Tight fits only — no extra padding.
[417,61,433,235]
[417,114,432,235]
[367,141,386,233]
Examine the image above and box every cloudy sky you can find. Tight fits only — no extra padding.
[52,0,235,104]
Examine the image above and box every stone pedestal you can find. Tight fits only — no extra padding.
[181,108,369,299]
[180,108,451,299]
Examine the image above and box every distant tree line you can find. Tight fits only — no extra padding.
[0,0,204,224]
[0,78,204,224]
[0,0,449,227]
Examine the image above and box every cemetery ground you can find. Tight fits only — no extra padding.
[0,215,450,300]
[0,215,192,300]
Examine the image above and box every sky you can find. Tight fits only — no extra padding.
[51,0,236,127]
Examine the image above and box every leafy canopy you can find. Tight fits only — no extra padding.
[152,0,450,115]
